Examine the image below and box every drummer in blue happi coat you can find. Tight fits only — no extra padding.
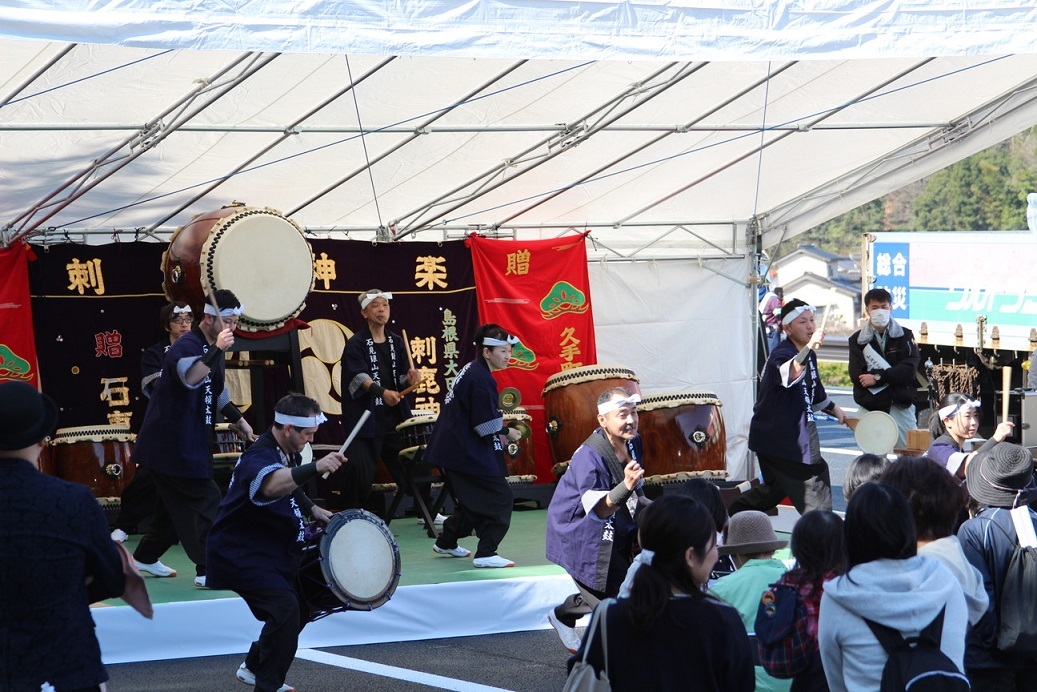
[207,393,346,692]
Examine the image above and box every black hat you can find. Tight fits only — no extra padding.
[967,442,1037,508]
[779,298,814,325]
[0,381,59,451]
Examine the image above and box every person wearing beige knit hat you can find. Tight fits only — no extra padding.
[710,511,792,692]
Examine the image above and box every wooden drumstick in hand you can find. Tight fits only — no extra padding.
[1003,365,1012,426]
[323,410,370,479]
[401,329,416,371]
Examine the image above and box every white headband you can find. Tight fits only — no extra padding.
[172,305,192,315]
[598,393,641,415]
[781,304,816,325]
[483,335,519,347]
[360,291,392,310]
[939,399,981,421]
[203,304,244,317]
[274,411,327,428]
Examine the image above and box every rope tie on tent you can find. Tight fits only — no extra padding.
[344,55,385,231]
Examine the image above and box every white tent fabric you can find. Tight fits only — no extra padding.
[5,1,1037,62]
[4,5,1037,479]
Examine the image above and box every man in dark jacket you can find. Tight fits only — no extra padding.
[848,287,919,449]
[0,381,125,691]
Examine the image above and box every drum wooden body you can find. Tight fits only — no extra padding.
[396,411,438,449]
[50,425,137,498]
[503,409,535,477]
[162,205,314,332]
[542,364,640,465]
[296,510,401,621]
[637,392,726,477]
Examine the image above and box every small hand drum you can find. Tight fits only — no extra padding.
[853,410,898,455]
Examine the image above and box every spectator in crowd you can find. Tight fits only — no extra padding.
[709,510,791,692]
[842,452,889,503]
[569,495,754,692]
[819,483,968,692]
[757,510,846,692]
[957,442,1037,691]
[879,455,988,626]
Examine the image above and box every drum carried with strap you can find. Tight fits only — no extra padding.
[162,204,315,332]
[49,425,137,498]
[296,509,401,621]
[542,364,640,465]
[636,392,727,480]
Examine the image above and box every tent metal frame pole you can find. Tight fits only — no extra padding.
[0,44,76,109]
[390,61,693,238]
[286,60,529,219]
[147,55,397,232]
[494,61,798,229]
[616,58,937,226]
[4,52,280,244]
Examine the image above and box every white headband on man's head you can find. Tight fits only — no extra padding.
[360,291,392,310]
[173,305,192,315]
[483,335,519,347]
[939,398,981,421]
[598,393,641,415]
[203,304,243,317]
[274,411,328,428]
[781,304,816,325]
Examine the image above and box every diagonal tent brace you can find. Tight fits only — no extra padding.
[391,61,699,238]
[3,51,281,245]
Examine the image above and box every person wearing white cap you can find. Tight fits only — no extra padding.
[336,289,421,511]
[730,298,847,517]
[0,380,125,691]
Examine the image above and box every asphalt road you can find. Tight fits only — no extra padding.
[105,388,866,691]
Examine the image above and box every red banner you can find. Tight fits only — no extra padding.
[0,243,40,387]
[467,234,596,483]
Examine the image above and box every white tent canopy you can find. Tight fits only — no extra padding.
[3,2,1037,477]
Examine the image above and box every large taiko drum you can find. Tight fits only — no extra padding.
[636,392,726,478]
[296,510,401,621]
[542,364,640,465]
[162,205,315,332]
[50,425,137,498]
[503,409,535,478]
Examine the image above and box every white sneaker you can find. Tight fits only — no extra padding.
[135,560,177,578]
[432,544,471,558]
[236,663,295,691]
[194,575,207,588]
[547,611,582,653]
[417,513,448,526]
[110,528,129,543]
[473,554,515,568]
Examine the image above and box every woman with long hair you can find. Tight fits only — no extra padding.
[758,510,845,692]
[569,495,753,691]
[818,483,968,692]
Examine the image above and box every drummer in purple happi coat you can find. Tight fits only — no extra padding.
[545,386,646,653]
[337,289,421,511]
[207,393,345,692]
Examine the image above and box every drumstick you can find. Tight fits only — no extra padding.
[401,329,416,371]
[323,410,370,479]
[1003,365,1012,425]
[398,380,422,397]
[206,291,226,331]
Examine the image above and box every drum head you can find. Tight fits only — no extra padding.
[201,208,314,332]
[320,509,400,609]
[854,410,898,455]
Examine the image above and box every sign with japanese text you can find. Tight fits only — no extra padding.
[468,234,596,483]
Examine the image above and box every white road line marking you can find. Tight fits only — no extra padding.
[296,648,514,692]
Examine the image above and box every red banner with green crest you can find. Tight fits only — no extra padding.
[467,233,596,484]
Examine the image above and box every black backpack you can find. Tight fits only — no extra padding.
[863,606,970,692]
[995,507,1037,655]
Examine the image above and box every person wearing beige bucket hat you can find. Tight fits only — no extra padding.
[709,511,791,692]
[0,380,126,691]
[958,441,1037,688]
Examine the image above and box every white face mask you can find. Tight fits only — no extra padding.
[870,308,891,329]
